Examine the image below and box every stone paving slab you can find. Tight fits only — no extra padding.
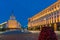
[0,31,60,40]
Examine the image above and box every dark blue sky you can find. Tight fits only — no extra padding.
[0,0,57,27]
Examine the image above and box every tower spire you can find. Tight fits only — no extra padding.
[10,11,16,20]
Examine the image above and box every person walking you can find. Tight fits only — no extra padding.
[38,25,58,40]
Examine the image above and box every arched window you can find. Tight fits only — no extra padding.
[55,6,56,9]
[58,4,59,8]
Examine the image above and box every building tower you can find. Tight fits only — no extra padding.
[7,11,21,30]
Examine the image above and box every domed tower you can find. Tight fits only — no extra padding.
[10,14,16,20]
[7,11,21,30]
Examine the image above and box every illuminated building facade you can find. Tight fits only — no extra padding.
[28,0,60,31]
[0,22,7,31]
[0,12,21,31]
[7,14,21,30]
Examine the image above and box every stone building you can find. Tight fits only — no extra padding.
[28,0,60,31]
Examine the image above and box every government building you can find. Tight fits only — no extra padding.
[0,12,21,31]
[28,0,60,31]
[7,14,21,30]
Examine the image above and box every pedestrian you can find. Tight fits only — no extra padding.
[38,25,58,40]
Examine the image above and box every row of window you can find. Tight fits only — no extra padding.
[29,2,60,26]
[30,11,60,25]
[41,10,60,24]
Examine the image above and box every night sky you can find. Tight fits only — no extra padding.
[0,0,57,28]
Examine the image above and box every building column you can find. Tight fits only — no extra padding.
[40,25,42,31]
[54,23,57,31]
[51,15,52,24]
[44,18,46,25]
[53,13,55,23]
[59,11,60,22]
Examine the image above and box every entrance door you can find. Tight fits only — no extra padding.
[57,22,60,31]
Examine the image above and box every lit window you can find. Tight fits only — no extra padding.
[55,6,56,9]
[58,5,59,7]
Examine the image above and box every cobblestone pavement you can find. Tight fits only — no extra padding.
[0,33,39,40]
[0,31,60,40]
